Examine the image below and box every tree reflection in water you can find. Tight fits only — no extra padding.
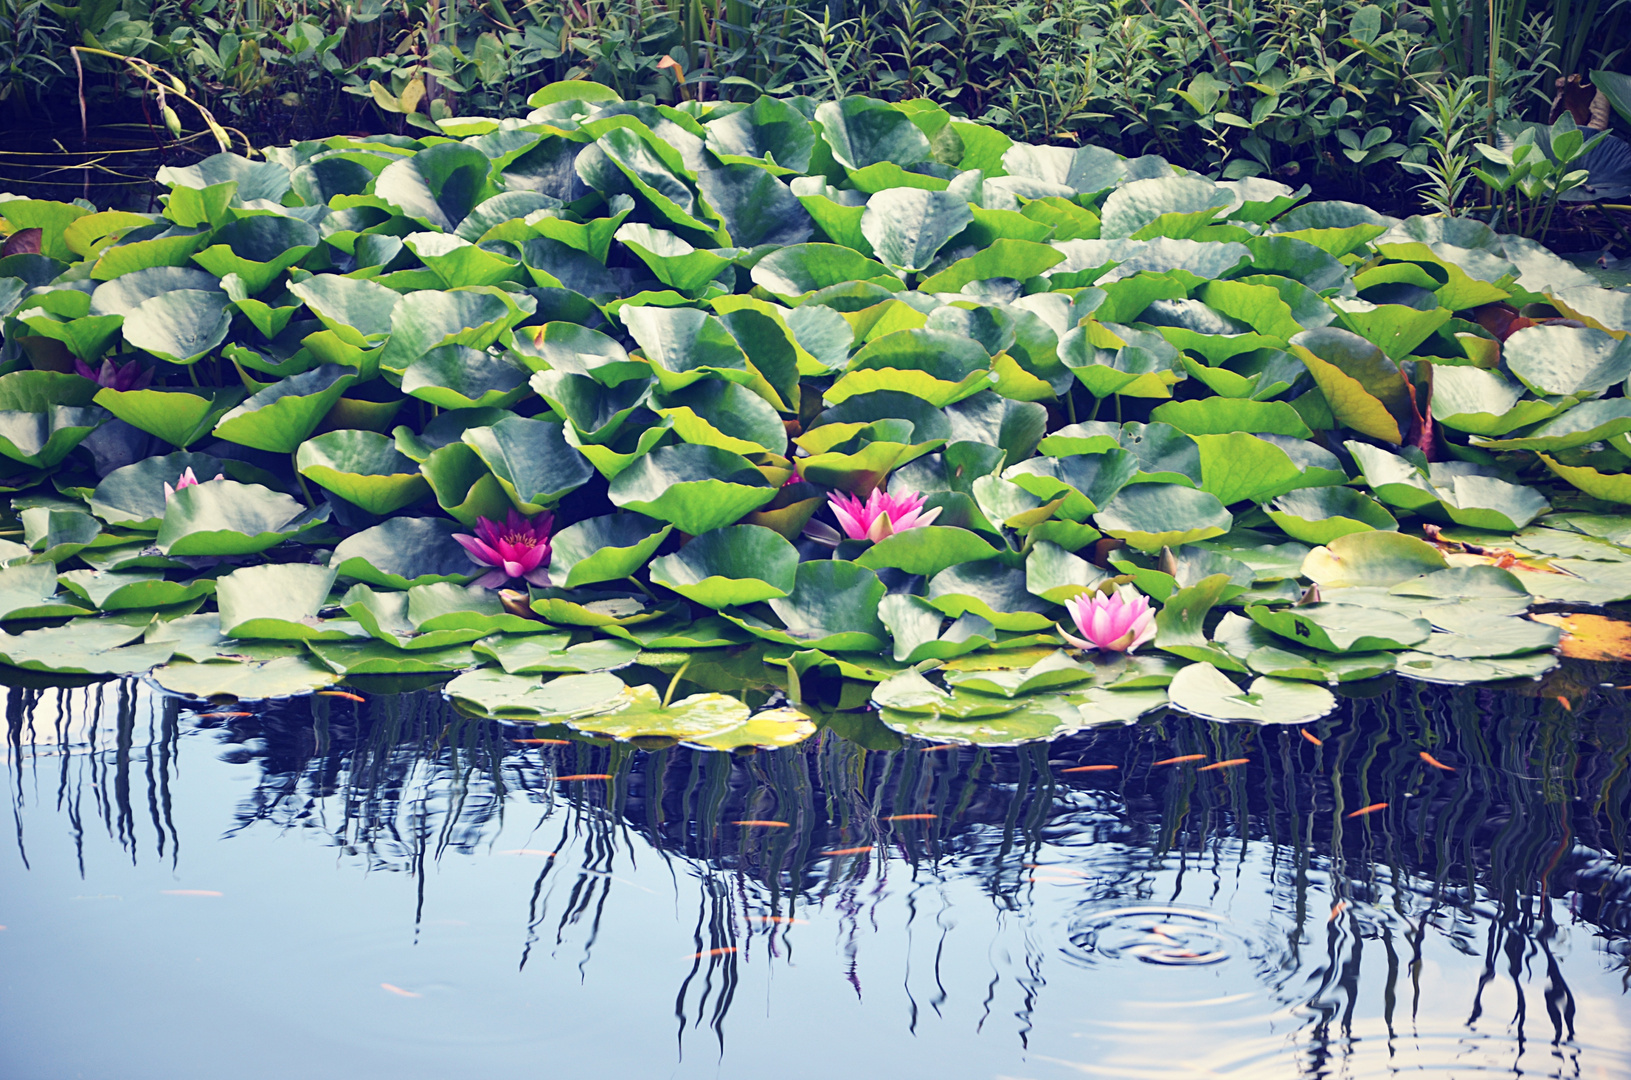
[4,665,1629,1076]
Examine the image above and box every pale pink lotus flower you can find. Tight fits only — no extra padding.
[163,467,221,501]
[454,510,554,589]
[1058,585,1157,653]
[828,489,940,542]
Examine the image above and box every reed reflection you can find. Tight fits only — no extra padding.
[3,662,1629,1074]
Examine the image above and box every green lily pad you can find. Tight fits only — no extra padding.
[0,563,93,620]
[0,405,107,468]
[1166,661,1337,724]
[151,652,344,699]
[926,559,1055,631]
[1473,398,1631,452]
[330,517,480,589]
[306,638,477,675]
[0,618,173,675]
[1266,487,1397,545]
[854,525,999,578]
[608,443,777,535]
[1246,601,1431,653]
[1504,324,1631,397]
[648,524,797,608]
[1094,483,1231,551]
[877,594,996,662]
[727,559,888,651]
[94,387,245,449]
[462,415,594,513]
[216,563,352,641]
[472,633,641,674]
[1301,531,1448,588]
[59,569,216,611]
[942,650,1093,696]
[1392,650,1558,685]
[213,365,358,453]
[871,670,1017,718]
[400,344,531,410]
[121,290,233,365]
[550,513,674,588]
[1430,365,1563,437]
[877,695,1085,746]
[296,429,431,514]
[338,584,494,650]
[155,479,326,556]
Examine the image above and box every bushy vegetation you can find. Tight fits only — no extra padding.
[5,0,1630,229]
[0,85,1628,744]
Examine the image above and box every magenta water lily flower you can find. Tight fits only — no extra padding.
[1059,585,1157,653]
[454,510,555,589]
[828,489,941,542]
[163,467,220,501]
[75,357,153,392]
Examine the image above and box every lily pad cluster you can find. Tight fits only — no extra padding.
[0,82,1627,749]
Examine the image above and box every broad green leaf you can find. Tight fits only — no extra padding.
[378,287,526,376]
[213,365,357,453]
[121,290,233,365]
[88,451,226,529]
[0,620,173,675]
[0,562,94,619]
[59,570,215,612]
[1301,531,1448,588]
[374,142,495,231]
[1473,398,1631,452]
[331,517,480,588]
[653,379,787,455]
[608,443,776,534]
[1430,365,1562,436]
[401,344,531,410]
[216,563,347,640]
[549,513,673,587]
[472,633,639,674]
[877,595,996,663]
[1329,298,1452,360]
[648,524,797,608]
[615,222,737,293]
[729,559,888,651]
[942,650,1093,696]
[815,97,931,171]
[926,559,1055,631]
[858,188,973,272]
[1166,661,1336,723]
[445,669,629,720]
[856,526,999,578]
[0,405,106,468]
[297,429,431,514]
[307,638,477,675]
[1267,487,1397,544]
[95,386,244,449]
[287,274,401,346]
[152,652,344,698]
[1094,483,1232,551]
[1504,324,1631,397]
[155,478,326,555]
[1247,601,1430,653]
[462,415,593,512]
[192,216,317,295]
[750,243,902,302]
[1288,327,1410,442]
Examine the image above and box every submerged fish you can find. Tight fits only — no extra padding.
[1347,802,1388,818]
[1197,758,1249,772]
[1061,764,1118,773]
[555,773,613,782]
[885,813,937,821]
[734,820,791,828]
[318,691,366,702]
[1301,730,1323,747]
[1420,751,1455,771]
[1152,754,1206,766]
[823,845,876,856]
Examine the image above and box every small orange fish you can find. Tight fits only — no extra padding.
[497,849,556,857]
[381,983,421,998]
[1061,764,1118,773]
[1328,901,1347,922]
[1152,754,1206,766]
[885,813,937,821]
[512,738,570,745]
[735,820,791,828]
[755,916,808,925]
[1420,752,1454,771]
[687,947,736,959]
[318,691,366,702]
[162,889,222,897]
[197,712,251,719]
[555,773,613,781]
[1347,802,1388,819]
[823,845,876,856]
[1556,696,1572,711]
[1198,758,1249,772]
[1301,730,1323,747]
[918,744,960,752]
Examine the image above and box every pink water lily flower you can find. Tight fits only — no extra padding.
[828,489,941,542]
[454,510,554,589]
[163,467,220,501]
[1059,585,1157,653]
[75,357,153,392]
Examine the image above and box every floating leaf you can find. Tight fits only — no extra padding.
[156,479,326,556]
[608,444,776,535]
[330,517,479,588]
[648,524,798,608]
[1166,661,1336,724]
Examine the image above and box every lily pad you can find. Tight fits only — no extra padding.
[329,517,481,589]
[648,524,797,608]
[156,479,326,556]
[550,513,674,588]
[0,619,174,674]
[1094,483,1231,551]
[296,429,431,514]
[1166,661,1337,724]
[216,563,350,641]
[1246,601,1431,653]
[607,443,777,535]
[444,669,631,721]
[472,633,641,674]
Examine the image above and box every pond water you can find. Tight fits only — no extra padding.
[3,667,1630,1079]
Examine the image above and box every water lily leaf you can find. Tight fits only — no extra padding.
[1432,471,1549,532]
[1288,327,1410,443]
[94,387,244,449]
[1343,442,1439,512]
[216,563,347,641]
[0,404,106,468]
[705,96,816,173]
[121,290,233,365]
[615,222,737,293]
[527,588,680,638]
[1430,365,1562,436]
[795,420,945,494]
[296,429,431,514]
[1148,398,1312,438]
[378,288,527,376]
[155,479,326,555]
[1266,487,1397,545]
[1392,650,1557,685]
[536,514,666,590]
[192,216,317,295]
[306,638,476,675]
[213,365,358,453]
[1166,661,1337,724]
[1247,600,1430,653]
[1540,454,1631,505]
[331,517,480,589]
[727,559,888,651]
[418,441,512,527]
[286,274,401,345]
[877,594,996,662]
[608,443,776,534]
[877,695,1085,746]
[0,563,95,619]
[89,452,224,529]
[1189,432,1311,506]
[151,652,344,699]
[682,706,819,751]
[13,302,123,362]
[406,581,555,635]
[750,243,903,302]
[858,188,973,273]
[1024,540,1109,604]
[446,668,629,721]
[871,670,1018,718]
[1003,452,1140,520]
[1060,321,1182,399]
[1474,398,1631,452]
[472,633,641,674]
[567,684,752,742]
[401,344,531,410]
[581,126,716,236]
[0,619,172,675]
[1410,613,1559,659]
[1504,324,1631,397]
[530,369,652,446]
[649,524,797,608]
[942,649,1093,696]
[339,584,492,650]
[619,305,761,393]
[815,97,931,172]
[374,142,495,232]
[462,415,594,513]
[854,526,999,578]
[653,378,787,455]
[829,328,995,406]
[1094,483,1231,551]
[927,559,1055,631]
[20,506,106,563]
[1328,298,1451,360]
[1301,531,1448,587]
[59,569,215,611]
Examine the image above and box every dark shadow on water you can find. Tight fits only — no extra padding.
[4,661,1630,1076]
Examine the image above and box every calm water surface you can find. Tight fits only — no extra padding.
[3,663,1630,1079]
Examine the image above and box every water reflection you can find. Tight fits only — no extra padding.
[3,663,1629,1078]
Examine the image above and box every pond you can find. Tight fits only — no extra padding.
[4,666,1628,1079]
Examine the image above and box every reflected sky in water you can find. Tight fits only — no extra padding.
[2,670,1629,1079]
